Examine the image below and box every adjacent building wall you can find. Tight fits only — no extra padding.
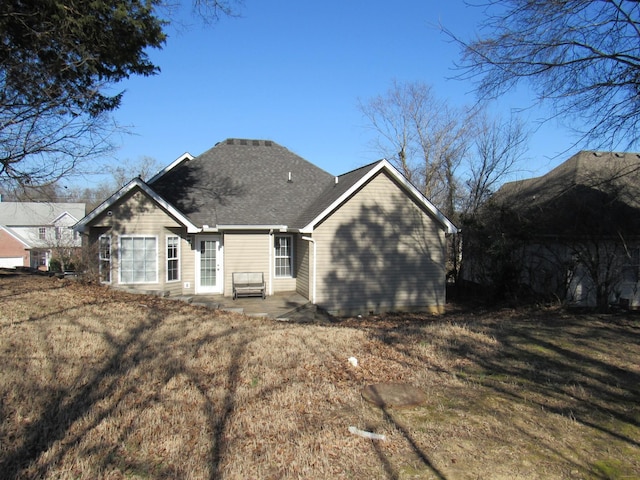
[0,229,29,267]
[312,171,447,315]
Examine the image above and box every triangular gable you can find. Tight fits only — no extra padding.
[300,159,457,234]
[0,225,32,248]
[74,178,200,233]
[147,152,194,185]
[52,211,81,225]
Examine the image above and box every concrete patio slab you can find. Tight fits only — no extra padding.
[176,291,313,319]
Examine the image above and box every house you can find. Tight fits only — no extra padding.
[74,139,457,315]
[467,150,640,309]
[0,201,86,270]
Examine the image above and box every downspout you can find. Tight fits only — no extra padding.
[268,229,273,296]
[301,236,316,304]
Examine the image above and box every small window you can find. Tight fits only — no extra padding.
[99,235,111,283]
[38,227,46,240]
[274,235,293,277]
[167,236,180,282]
[55,227,61,241]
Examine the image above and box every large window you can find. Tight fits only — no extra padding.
[99,235,111,283]
[167,236,180,282]
[120,236,157,284]
[274,235,293,277]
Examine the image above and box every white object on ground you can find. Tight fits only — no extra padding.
[348,426,386,441]
[348,357,358,367]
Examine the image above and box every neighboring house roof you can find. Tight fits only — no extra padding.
[0,202,85,226]
[492,150,640,236]
[77,138,457,234]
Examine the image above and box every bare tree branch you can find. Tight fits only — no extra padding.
[444,0,640,149]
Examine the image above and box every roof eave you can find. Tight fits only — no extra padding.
[147,152,194,184]
[0,225,32,248]
[215,224,290,232]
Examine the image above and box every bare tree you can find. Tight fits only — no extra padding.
[445,0,640,149]
[462,113,528,216]
[107,156,162,189]
[359,80,471,216]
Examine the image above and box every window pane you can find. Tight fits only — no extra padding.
[120,236,157,284]
[99,236,111,283]
[274,236,292,277]
[167,236,179,281]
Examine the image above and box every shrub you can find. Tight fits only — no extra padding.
[49,258,62,272]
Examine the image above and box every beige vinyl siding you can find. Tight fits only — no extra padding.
[88,188,189,296]
[223,232,270,297]
[313,171,447,315]
[180,234,195,296]
[295,236,310,299]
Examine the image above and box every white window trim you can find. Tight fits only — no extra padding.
[118,235,159,284]
[166,235,180,283]
[99,234,111,284]
[274,234,293,278]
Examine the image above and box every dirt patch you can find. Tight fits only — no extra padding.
[361,383,427,408]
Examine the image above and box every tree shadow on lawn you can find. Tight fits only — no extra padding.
[0,284,265,479]
[1,277,319,480]
[349,309,640,477]
[1,303,184,479]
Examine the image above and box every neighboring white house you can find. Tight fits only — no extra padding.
[0,202,86,270]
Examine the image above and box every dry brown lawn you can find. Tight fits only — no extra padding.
[0,273,638,479]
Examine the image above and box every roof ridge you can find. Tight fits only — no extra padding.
[220,138,275,147]
[337,159,385,177]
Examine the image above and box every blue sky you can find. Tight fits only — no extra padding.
[90,0,586,187]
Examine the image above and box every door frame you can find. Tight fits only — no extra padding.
[195,234,223,294]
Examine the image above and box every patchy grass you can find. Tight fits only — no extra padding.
[0,274,638,479]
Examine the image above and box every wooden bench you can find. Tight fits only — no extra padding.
[232,272,266,300]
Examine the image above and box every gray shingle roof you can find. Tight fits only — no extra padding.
[150,139,338,228]
[0,202,86,226]
[492,150,640,235]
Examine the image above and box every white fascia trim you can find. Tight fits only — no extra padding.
[52,211,79,224]
[0,225,32,248]
[300,159,458,235]
[147,152,194,184]
[74,178,201,234]
[216,224,289,232]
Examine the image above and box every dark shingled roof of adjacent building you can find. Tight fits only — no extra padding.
[492,150,640,236]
